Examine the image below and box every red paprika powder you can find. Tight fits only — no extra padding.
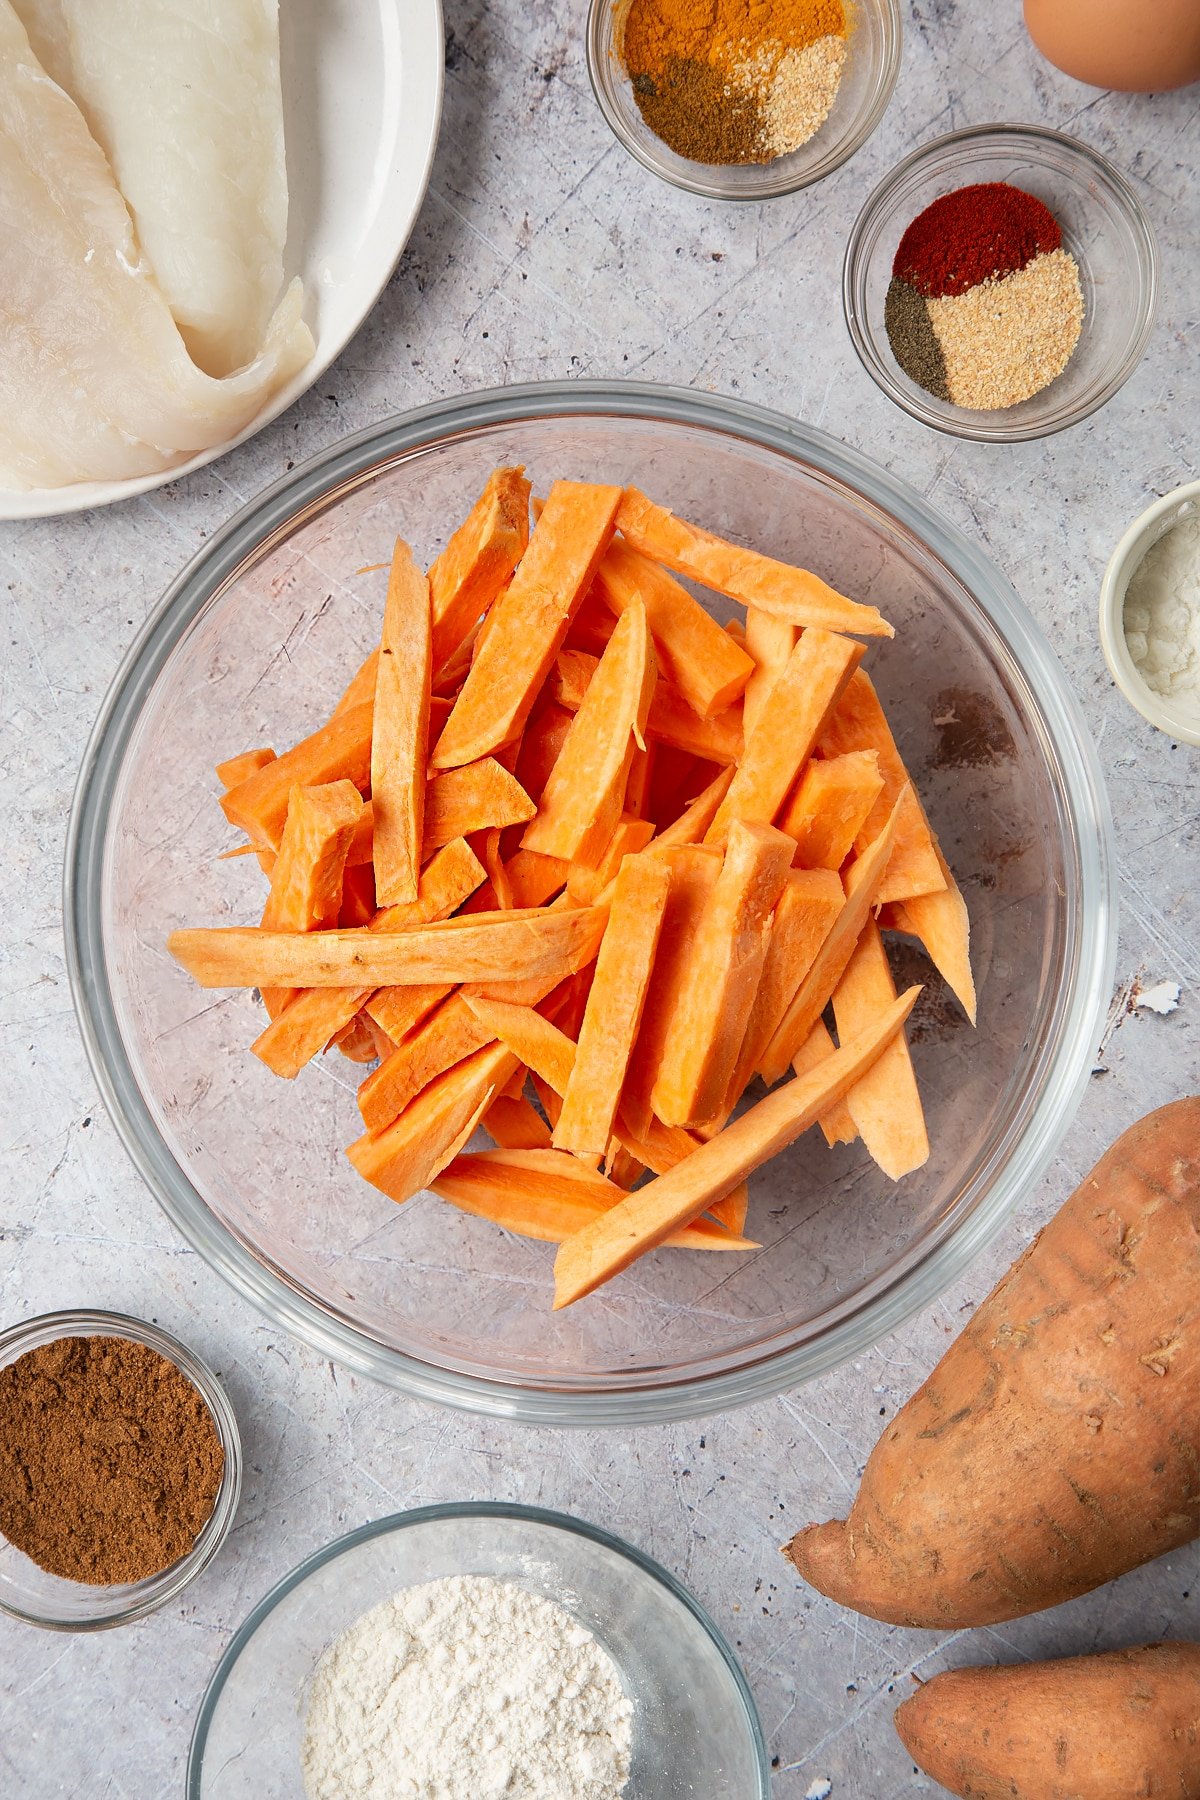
[893,182,1062,298]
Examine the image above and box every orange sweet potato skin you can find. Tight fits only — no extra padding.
[894,1643,1200,1800]
[786,1099,1200,1626]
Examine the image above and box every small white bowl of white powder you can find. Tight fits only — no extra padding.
[187,1502,769,1799]
[1100,480,1200,749]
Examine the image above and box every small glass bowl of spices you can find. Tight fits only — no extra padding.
[843,123,1158,441]
[0,1309,240,1630]
[587,0,901,199]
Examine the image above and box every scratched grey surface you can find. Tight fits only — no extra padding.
[1,3,1198,1795]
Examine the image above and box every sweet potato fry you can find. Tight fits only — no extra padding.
[332,1015,378,1064]
[216,747,276,788]
[758,792,902,1085]
[462,995,575,1097]
[725,866,845,1108]
[709,1184,749,1234]
[483,1092,552,1150]
[888,840,976,1024]
[553,854,671,1159]
[651,821,795,1128]
[371,540,432,906]
[619,844,722,1140]
[433,480,622,768]
[614,488,895,638]
[741,608,796,738]
[522,601,656,866]
[705,630,864,843]
[423,760,536,854]
[551,648,743,766]
[365,983,451,1047]
[432,1149,755,1249]
[791,1019,857,1147]
[429,466,531,672]
[553,985,920,1306]
[168,903,608,990]
[332,650,379,718]
[592,535,754,717]
[258,781,365,1017]
[647,767,734,854]
[347,1043,518,1205]
[220,701,373,851]
[820,669,946,903]
[832,919,928,1178]
[780,749,884,870]
[566,814,655,905]
[359,994,496,1135]
[251,839,486,1078]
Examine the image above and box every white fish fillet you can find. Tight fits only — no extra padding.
[15,0,292,377]
[0,1,313,489]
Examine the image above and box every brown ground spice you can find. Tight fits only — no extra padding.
[622,0,847,165]
[0,1335,224,1585]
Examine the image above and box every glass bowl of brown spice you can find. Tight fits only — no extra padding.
[587,0,901,199]
[843,124,1159,441]
[0,1309,241,1630]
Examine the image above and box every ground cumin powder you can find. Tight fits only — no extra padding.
[0,1335,224,1585]
[622,0,848,165]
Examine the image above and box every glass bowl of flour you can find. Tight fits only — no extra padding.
[187,1502,769,1799]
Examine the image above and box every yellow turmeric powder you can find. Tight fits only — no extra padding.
[621,0,849,166]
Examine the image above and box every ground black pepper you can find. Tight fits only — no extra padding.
[632,59,764,165]
[0,1334,224,1585]
[884,279,950,402]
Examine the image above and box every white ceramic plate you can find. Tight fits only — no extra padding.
[0,0,444,521]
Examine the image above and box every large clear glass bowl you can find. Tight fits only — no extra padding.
[64,382,1115,1424]
[187,1503,769,1798]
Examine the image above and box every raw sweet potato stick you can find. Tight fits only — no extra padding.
[792,1020,857,1147]
[168,903,608,990]
[432,1149,755,1249]
[422,760,536,853]
[553,853,671,1159]
[779,750,884,870]
[614,488,895,638]
[741,608,796,738]
[522,601,656,866]
[705,630,864,843]
[550,647,743,766]
[221,701,373,851]
[433,480,622,769]
[347,1042,519,1205]
[651,821,795,1128]
[758,791,903,1085]
[724,866,845,1109]
[591,534,754,717]
[620,844,722,1140]
[552,986,921,1307]
[831,919,929,1179]
[371,540,432,906]
[251,838,487,1079]
[429,466,531,672]
[258,780,365,1017]
[819,668,947,903]
[888,839,976,1024]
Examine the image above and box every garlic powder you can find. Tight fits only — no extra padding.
[1122,508,1200,723]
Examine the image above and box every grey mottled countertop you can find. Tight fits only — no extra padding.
[1,3,1197,1795]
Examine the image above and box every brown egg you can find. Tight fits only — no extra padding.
[1024,0,1200,90]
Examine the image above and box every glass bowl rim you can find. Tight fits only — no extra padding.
[841,120,1160,442]
[62,378,1116,1425]
[0,1307,242,1631]
[185,1499,771,1800]
[585,0,903,200]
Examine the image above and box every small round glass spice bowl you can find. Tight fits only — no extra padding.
[586,0,901,200]
[843,124,1158,441]
[0,1309,241,1631]
[1099,480,1200,749]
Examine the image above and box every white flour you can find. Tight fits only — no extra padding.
[301,1575,633,1800]
[1123,509,1200,722]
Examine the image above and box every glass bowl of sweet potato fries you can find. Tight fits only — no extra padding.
[65,382,1114,1423]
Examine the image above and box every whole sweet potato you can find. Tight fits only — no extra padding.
[894,1642,1200,1799]
[786,1098,1200,1626]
